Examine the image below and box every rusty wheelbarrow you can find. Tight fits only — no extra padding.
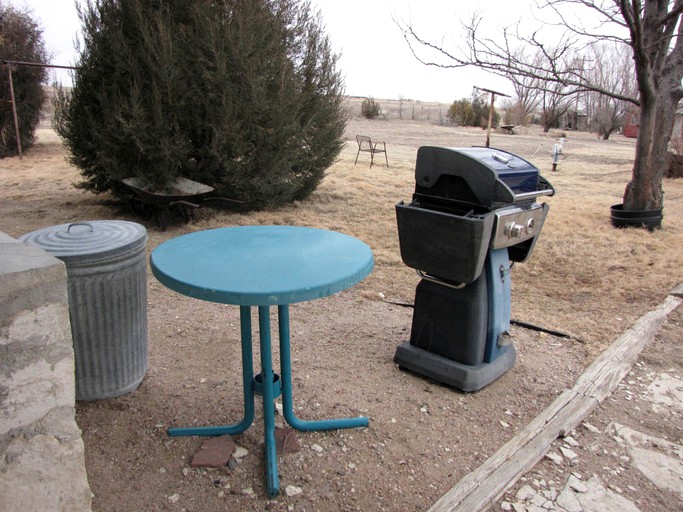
[121,176,242,229]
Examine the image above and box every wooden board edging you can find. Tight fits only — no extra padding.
[428,289,683,512]
[672,282,683,298]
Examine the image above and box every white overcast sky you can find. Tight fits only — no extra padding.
[11,0,560,103]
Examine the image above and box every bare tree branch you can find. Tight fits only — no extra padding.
[396,0,683,212]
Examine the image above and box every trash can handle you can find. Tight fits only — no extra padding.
[67,222,94,234]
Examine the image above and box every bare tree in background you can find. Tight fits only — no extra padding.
[539,78,573,131]
[501,97,529,126]
[506,49,543,127]
[398,0,683,215]
[585,43,635,139]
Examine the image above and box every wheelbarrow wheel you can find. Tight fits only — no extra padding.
[130,196,155,220]
[155,208,171,231]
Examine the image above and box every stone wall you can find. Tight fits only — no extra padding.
[0,232,92,512]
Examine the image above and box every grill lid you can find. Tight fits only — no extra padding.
[414,146,553,208]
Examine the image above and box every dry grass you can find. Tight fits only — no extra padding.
[2,116,682,357]
[197,116,683,356]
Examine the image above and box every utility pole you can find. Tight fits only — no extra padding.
[473,86,510,148]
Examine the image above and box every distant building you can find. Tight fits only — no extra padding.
[672,107,683,152]
[564,110,588,131]
[622,105,683,148]
[623,108,639,138]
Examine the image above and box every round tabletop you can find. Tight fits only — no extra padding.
[150,226,374,306]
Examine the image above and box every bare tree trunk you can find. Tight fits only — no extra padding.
[624,93,676,210]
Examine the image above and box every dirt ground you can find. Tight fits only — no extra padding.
[2,110,683,511]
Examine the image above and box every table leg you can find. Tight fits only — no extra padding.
[167,306,255,437]
[278,305,369,431]
[257,306,280,498]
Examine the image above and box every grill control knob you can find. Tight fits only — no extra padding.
[505,221,525,238]
[526,218,536,233]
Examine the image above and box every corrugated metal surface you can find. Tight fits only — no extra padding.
[20,221,148,400]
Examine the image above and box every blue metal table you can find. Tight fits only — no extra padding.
[150,225,374,497]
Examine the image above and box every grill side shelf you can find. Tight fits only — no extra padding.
[395,200,495,284]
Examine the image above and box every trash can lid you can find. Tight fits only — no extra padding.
[19,220,147,264]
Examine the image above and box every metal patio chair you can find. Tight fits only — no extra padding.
[354,135,389,168]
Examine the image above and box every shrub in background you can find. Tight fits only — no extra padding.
[361,97,381,119]
[448,99,475,126]
[472,97,495,129]
[448,97,500,128]
[53,0,346,209]
[0,3,48,158]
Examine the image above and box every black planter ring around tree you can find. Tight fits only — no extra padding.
[610,203,663,231]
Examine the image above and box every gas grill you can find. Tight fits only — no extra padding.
[394,146,554,391]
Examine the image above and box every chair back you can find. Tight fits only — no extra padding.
[356,135,373,151]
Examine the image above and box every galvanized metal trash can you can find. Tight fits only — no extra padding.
[20,221,148,400]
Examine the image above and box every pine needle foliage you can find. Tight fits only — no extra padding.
[53,0,346,208]
[0,2,48,158]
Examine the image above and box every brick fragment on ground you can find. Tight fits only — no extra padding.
[191,435,236,467]
[275,426,300,455]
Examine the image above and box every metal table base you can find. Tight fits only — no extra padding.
[167,305,369,498]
